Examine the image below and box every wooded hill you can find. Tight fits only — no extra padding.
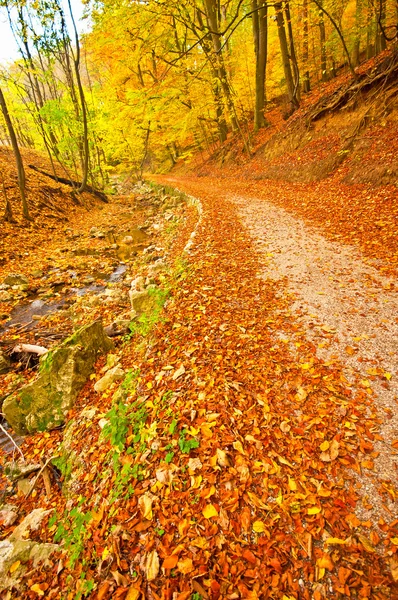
[0,0,397,209]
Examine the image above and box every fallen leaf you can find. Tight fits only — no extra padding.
[126,585,141,600]
[143,550,159,581]
[253,520,266,533]
[162,555,178,570]
[173,364,186,380]
[138,493,154,520]
[177,557,194,574]
[203,504,218,519]
[308,507,321,515]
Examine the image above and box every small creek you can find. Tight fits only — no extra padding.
[1,263,127,333]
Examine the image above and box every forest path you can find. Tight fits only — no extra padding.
[160,174,398,525]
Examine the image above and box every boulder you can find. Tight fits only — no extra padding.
[3,321,113,434]
[0,508,58,592]
[94,365,125,393]
[3,274,28,287]
[0,291,12,302]
[129,289,158,317]
[0,352,11,374]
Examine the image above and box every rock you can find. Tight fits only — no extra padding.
[122,235,134,244]
[31,270,44,278]
[129,289,158,317]
[17,479,31,496]
[94,365,125,393]
[102,353,119,372]
[0,538,58,591]
[3,321,114,434]
[12,284,29,292]
[0,291,12,302]
[0,352,11,374]
[3,274,28,287]
[10,508,52,541]
[130,276,145,291]
[54,407,98,495]
[104,319,130,337]
[148,260,166,275]
[0,505,18,527]
[4,461,41,481]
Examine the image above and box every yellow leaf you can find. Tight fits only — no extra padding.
[190,475,202,489]
[358,534,375,553]
[295,386,308,401]
[203,485,216,499]
[30,584,45,596]
[187,426,200,436]
[138,493,153,520]
[247,491,269,510]
[252,520,266,533]
[126,586,141,600]
[9,561,21,574]
[144,550,159,581]
[233,440,246,455]
[89,373,96,380]
[177,558,194,574]
[384,372,392,380]
[308,507,321,515]
[320,440,330,452]
[288,477,297,491]
[201,424,213,439]
[325,537,348,545]
[202,504,218,519]
[391,538,398,546]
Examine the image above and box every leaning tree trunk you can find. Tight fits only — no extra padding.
[0,86,31,221]
[252,0,268,130]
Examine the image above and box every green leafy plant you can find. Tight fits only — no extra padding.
[178,429,200,454]
[50,502,92,569]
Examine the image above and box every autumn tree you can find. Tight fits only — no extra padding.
[0,85,31,220]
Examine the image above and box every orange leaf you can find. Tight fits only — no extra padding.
[163,555,178,570]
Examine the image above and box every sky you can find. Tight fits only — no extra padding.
[0,0,89,64]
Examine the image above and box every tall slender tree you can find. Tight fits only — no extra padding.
[0,85,31,220]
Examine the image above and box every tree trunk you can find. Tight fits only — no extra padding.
[1,170,15,223]
[252,0,268,130]
[68,0,89,193]
[302,0,310,93]
[285,1,300,102]
[274,2,298,110]
[203,0,239,131]
[0,86,31,221]
[313,0,356,77]
[375,0,387,52]
[319,7,328,81]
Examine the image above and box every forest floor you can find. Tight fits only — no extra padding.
[1,164,397,598]
[1,52,398,597]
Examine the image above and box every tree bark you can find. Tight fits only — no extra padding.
[0,86,31,221]
[252,0,268,130]
[274,2,298,110]
[203,0,239,131]
[302,0,311,92]
[67,0,89,193]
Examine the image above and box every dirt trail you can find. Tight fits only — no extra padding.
[6,176,398,598]
[231,192,398,521]
[163,177,398,519]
